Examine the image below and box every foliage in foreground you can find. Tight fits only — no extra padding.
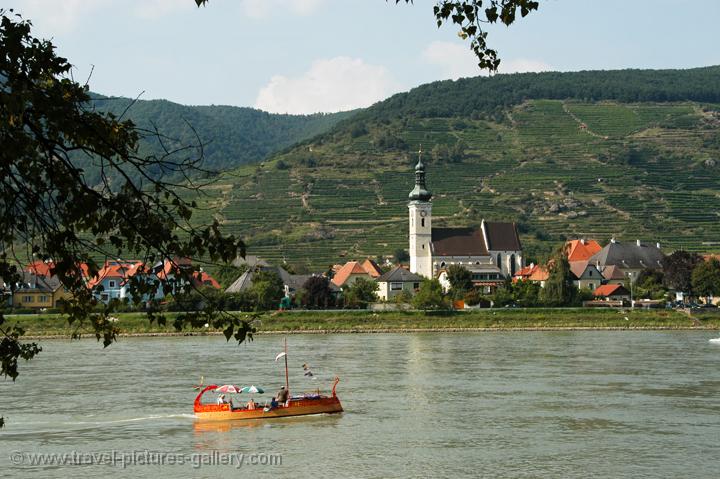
[0,11,253,405]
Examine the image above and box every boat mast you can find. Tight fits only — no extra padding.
[284,337,289,393]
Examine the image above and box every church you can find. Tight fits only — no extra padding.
[408,155,523,292]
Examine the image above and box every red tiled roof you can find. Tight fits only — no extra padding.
[331,261,371,287]
[565,239,602,262]
[193,271,220,289]
[528,266,549,281]
[593,284,629,297]
[513,264,548,282]
[361,259,383,278]
[87,261,144,288]
[25,261,91,279]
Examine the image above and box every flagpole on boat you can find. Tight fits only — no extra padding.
[284,337,289,394]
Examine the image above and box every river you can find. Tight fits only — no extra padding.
[1,332,719,478]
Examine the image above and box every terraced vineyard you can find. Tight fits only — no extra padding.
[189,94,720,273]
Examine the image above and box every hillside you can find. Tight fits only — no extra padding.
[77,94,354,186]
[191,67,720,271]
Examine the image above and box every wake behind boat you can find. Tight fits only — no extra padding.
[709,337,720,344]
[193,339,343,421]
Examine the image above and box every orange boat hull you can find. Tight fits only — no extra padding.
[194,396,343,421]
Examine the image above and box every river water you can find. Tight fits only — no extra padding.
[1,332,719,478]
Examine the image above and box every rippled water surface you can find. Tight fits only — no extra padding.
[2,332,720,478]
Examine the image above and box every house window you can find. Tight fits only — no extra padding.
[440,262,446,268]
[109,280,116,288]
[390,282,403,291]
[496,253,501,268]
[589,283,595,290]
[38,295,48,303]
[510,254,516,276]
[101,293,109,302]
[23,295,33,303]
[589,270,593,276]
[413,283,420,289]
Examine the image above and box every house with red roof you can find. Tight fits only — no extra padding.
[87,260,145,304]
[565,239,602,262]
[25,260,92,281]
[513,263,549,287]
[593,284,630,301]
[331,259,381,288]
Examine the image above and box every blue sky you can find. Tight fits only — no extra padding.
[5,0,720,113]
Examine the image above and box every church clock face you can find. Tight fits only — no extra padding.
[420,211,427,217]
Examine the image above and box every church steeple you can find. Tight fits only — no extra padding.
[408,147,432,202]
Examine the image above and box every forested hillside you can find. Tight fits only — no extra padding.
[76,94,354,186]
[192,67,720,272]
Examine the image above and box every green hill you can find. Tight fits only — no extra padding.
[77,94,354,186]
[191,67,720,271]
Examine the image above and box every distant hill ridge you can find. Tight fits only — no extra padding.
[79,93,355,186]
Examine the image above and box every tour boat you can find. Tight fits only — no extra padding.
[709,337,720,344]
[193,340,343,421]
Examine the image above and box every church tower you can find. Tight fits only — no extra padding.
[408,150,433,278]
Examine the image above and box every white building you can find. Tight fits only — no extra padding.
[408,155,523,292]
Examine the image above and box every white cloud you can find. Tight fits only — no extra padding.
[422,41,553,79]
[255,56,401,114]
[241,0,325,19]
[8,0,111,34]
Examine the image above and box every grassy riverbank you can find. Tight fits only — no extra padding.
[6,308,720,338]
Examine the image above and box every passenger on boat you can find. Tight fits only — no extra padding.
[216,394,226,405]
[247,399,256,410]
[277,386,289,404]
[270,397,279,409]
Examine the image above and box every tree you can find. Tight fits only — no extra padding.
[343,278,379,309]
[301,275,333,309]
[249,270,285,311]
[634,268,666,300]
[662,251,702,295]
[446,264,473,298]
[540,252,575,306]
[196,0,540,72]
[412,279,448,310]
[0,12,253,399]
[513,279,540,307]
[691,258,720,303]
[393,248,410,264]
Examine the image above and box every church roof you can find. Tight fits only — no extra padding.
[431,228,488,256]
[483,222,522,251]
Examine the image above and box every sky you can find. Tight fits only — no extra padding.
[4,0,720,114]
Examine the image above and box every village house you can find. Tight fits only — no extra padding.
[588,239,665,284]
[376,266,423,301]
[226,264,317,298]
[11,273,70,309]
[408,153,523,293]
[593,284,631,302]
[331,259,382,288]
[87,260,146,304]
[569,261,603,291]
[513,263,549,287]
